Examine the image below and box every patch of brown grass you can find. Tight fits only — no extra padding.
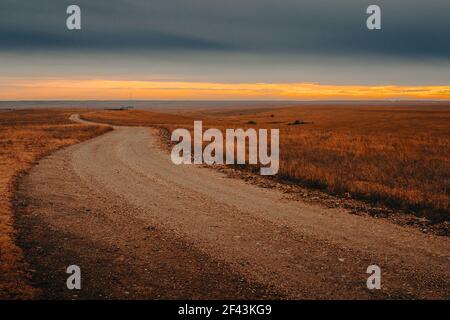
[251,105,449,220]
[0,109,111,299]
[82,109,195,126]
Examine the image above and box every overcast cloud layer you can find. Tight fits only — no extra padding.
[0,0,449,85]
[1,0,450,57]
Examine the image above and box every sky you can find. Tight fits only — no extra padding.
[0,0,449,100]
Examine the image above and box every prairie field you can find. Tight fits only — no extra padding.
[0,104,448,300]
[0,109,111,299]
[83,104,450,222]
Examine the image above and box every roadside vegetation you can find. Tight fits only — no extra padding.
[0,109,111,299]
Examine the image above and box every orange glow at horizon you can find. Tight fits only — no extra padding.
[1,79,450,100]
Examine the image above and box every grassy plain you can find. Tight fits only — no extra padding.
[83,104,450,222]
[1,104,448,298]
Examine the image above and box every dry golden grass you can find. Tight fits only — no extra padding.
[84,105,450,221]
[82,109,195,126]
[0,109,111,299]
[250,105,449,220]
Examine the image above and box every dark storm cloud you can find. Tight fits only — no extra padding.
[0,0,449,58]
[0,27,230,51]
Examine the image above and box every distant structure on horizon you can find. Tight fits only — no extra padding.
[104,105,134,111]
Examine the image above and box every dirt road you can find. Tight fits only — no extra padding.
[14,115,450,299]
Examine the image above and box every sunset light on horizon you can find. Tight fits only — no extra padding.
[1,79,450,101]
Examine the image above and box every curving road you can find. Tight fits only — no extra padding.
[14,115,450,299]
